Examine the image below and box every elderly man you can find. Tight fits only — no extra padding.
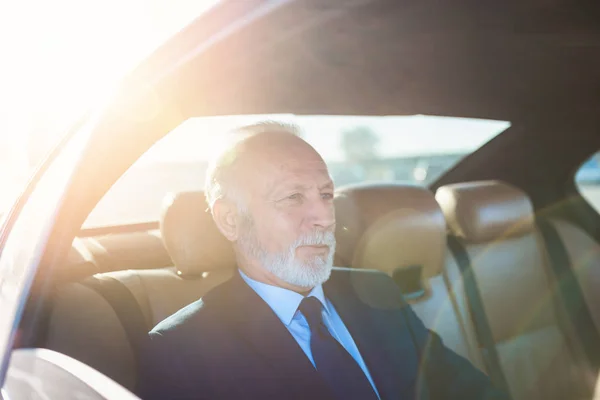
[137,122,507,400]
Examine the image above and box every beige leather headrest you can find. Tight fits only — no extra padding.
[160,192,236,276]
[334,183,446,279]
[435,180,535,244]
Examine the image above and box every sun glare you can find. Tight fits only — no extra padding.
[0,0,219,142]
[0,0,219,209]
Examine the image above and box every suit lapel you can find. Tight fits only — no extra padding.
[220,272,334,399]
[324,269,422,400]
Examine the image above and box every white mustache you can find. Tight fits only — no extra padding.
[292,231,336,248]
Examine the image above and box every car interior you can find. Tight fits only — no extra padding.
[8,0,600,399]
[37,177,600,400]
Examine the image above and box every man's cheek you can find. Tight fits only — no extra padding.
[270,216,298,244]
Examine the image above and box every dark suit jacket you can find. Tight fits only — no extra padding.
[137,268,508,400]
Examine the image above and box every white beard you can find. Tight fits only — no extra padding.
[237,216,336,288]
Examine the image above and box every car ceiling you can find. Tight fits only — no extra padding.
[135,0,600,122]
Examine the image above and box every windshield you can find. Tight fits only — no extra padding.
[83,114,510,228]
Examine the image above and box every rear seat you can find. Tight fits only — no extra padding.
[436,180,597,400]
[46,192,235,390]
[333,183,485,371]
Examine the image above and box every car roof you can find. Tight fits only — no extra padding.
[129,0,600,122]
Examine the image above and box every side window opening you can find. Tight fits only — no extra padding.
[83,114,510,229]
[575,152,600,212]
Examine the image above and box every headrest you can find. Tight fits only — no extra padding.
[334,183,446,280]
[160,192,236,276]
[435,180,535,244]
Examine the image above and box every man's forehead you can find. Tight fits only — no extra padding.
[231,131,331,190]
[242,136,328,171]
[276,156,329,171]
[240,155,331,197]
[267,158,331,184]
[274,166,332,184]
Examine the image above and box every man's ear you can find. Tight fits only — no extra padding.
[212,199,240,241]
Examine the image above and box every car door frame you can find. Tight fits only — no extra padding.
[0,116,91,386]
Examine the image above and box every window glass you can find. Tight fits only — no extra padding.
[575,152,600,212]
[83,114,510,228]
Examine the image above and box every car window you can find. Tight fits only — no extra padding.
[575,151,600,212]
[83,114,510,228]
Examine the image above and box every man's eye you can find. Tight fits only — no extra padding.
[287,193,302,200]
[321,193,334,200]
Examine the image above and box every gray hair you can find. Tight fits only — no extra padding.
[204,121,301,214]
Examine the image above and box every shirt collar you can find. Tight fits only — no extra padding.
[238,269,330,326]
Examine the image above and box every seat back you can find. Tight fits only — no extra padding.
[334,183,485,370]
[550,218,600,333]
[436,181,595,400]
[46,191,235,390]
[46,280,139,389]
[112,191,236,328]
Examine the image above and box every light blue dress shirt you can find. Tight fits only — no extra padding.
[239,270,380,398]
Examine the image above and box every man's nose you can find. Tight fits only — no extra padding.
[307,197,336,231]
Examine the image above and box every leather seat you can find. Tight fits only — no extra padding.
[547,218,600,334]
[46,192,235,390]
[126,191,235,328]
[436,181,597,400]
[333,183,485,371]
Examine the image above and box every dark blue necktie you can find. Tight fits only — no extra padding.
[299,297,379,400]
